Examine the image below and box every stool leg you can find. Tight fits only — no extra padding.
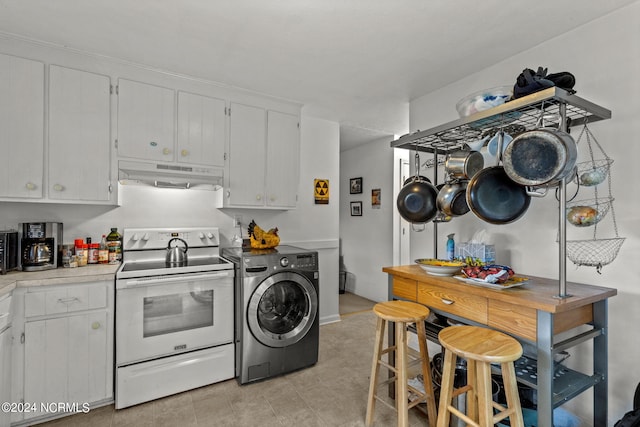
[437,349,456,427]
[396,322,409,427]
[416,321,437,427]
[475,362,493,427]
[366,317,386,426]
[466,359,477,423]
[501,362,524,427]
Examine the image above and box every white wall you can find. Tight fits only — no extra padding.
[409,2,640,424]
[0,36,341,325]
[339,136,395,302]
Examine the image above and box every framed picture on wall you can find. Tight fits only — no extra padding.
[350,201,362,216]
[350,177,362,194]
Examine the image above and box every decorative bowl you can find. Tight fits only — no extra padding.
[415,258,465,276]
[455,86,513,118]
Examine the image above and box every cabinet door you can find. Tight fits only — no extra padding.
[266,111,299,208]
[48,66,112,202]
[227,103,266,206]
[0,326,11,427]
[0,53,44,199]
[177,91,225,167]
[23,311,109,419]
[117,79,175,162]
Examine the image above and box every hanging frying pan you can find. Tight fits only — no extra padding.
[436,181,470,217]
[502,128,577,187]
[396,153,438,224]
[466,166,531,224]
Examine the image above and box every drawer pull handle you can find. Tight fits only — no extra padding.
[58,297,80,304]
[441,298,454,305]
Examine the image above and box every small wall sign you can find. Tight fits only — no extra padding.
[314,179,329,204]
[350,201,362,216]
[350,177,362,194]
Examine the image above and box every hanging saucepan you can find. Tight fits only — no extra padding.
[502,128,578,188]
[445,150,484,180]
[466,166,531,224]
[437,181,470,217]
[396,153,438,225]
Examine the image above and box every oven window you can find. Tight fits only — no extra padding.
[143,290,214,337]
[257,281,307,335]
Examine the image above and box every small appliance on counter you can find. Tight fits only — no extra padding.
[0,230,19,275]
[19,222,62,271]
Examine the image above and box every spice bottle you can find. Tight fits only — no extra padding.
[106,228,122,264]
[98,235,109,264]
[88,243,99,264]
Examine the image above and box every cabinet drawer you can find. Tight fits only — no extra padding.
[417,283,487,324]
[25,283,108,317]
[392,277,417,301]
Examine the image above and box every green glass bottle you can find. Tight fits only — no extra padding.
[106,228,122,264]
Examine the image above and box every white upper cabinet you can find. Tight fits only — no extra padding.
[0,53,45,199]
[223,103,299,209]
[265,110,299,208]
[48,65,112,202]
[117,79,175,162]
[177,91,226,167]
[226,103,267,207]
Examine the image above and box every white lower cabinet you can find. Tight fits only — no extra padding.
[11,280,114,424]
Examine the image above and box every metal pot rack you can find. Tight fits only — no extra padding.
[392,86,612,297]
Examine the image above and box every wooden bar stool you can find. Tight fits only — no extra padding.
[436,325,524,427]
[365,301,437,427]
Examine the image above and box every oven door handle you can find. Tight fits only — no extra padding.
[121,270,232,287]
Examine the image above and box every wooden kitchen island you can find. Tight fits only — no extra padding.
[383,265,617,426]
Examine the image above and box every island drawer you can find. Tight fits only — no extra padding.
[417,282,487,324]
[392,277,417,301]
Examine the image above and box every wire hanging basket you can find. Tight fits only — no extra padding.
[566,197,613,227]
[574,158,613,187]
[566,237,625,272]
[565,121,624,272]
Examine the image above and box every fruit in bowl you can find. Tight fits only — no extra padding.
[415,258,466,276]
[462,264,514,283]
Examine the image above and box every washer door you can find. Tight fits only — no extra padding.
[247,271,318,348]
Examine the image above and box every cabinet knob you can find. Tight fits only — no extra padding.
[25,182,37,190]
[270,195,276,202]
[181,149,189,157]
[163,148,171,155]
[91,321,101,330]
[256,194,262,201]
[53,184,64,192]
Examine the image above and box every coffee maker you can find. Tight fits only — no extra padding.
[20,222,62,271]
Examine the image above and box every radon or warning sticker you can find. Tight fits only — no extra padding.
[314,179,329,204]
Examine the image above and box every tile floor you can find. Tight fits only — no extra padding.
[35,309,429,427]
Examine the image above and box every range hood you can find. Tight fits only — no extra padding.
[118,160,223,190]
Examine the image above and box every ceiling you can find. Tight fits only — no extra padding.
[0,0,635,150]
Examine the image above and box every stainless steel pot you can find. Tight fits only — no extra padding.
[502,128,577,187]
[436,181,469,217]
[396,154,438,225]
[466,166,531,224]
[445,150,484,179]
[166,237,188,265]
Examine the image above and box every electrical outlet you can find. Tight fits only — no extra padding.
[233,215,242,227]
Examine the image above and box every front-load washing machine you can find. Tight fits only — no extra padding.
[222,245,319,384]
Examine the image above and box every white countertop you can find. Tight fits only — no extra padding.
[0,264,119,297]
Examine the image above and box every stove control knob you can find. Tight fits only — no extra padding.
[280,257,289,268]
[198,232,205,239]
[207,232,215,240]
[131,233,139,241]
[142,233,150,241]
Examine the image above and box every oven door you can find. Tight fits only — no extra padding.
[116,269,233,365]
